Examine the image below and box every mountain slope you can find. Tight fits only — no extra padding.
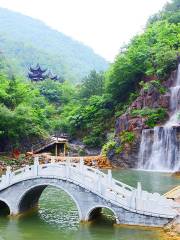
[0,8,108,83]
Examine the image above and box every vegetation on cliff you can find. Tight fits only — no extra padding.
[130,108,167,128]
[102,130,136,157]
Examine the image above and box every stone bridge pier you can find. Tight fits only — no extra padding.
[0,177,172,226]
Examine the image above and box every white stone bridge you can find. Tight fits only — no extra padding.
[0,157,178,227]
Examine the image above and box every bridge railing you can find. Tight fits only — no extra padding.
[0,157,177,218]
[0,157,134,206]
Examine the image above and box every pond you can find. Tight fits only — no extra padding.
[0,169,178,240]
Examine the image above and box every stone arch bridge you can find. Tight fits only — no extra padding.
[0,157,178,227]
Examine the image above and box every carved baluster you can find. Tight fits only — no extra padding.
[66,158,70,179]
[51,156,55,164]
[136,182,142,211]
[107,169,112,187]
[79,158,85,184]
[79,158,84,172]
[33,156,39,176]
[97,173,102,194]
[6,166,11,185]
[137,182,142,198]
[24,165,30,177]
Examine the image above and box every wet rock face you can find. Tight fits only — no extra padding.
[68,140,101,156]
[164,70,177,88]
[115,114,129,133]
[112,70,178,168]
[115,80,172,135]
[108,130,142,168]
[115,114,147,134]
[158,94,170,108]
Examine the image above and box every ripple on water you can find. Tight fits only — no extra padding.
[38,187,79,230]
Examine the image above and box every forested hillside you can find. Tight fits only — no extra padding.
[0,0,179,153]
[58,0,180,149]
[0,8,108,83]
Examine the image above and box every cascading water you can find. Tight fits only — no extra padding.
[138,64,180,171]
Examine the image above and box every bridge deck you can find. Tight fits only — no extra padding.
[0,157,178,220]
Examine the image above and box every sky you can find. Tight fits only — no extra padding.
[0,0,170,61]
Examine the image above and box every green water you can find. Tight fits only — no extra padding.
[0,170,179,240]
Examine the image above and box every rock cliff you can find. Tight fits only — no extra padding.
[109,70,179,167]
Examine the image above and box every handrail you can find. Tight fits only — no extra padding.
[0,157,177,219]
[163,186,180,199]
[31,134,69,152]
[32,139,57,152]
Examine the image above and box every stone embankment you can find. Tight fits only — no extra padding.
[0,153,111,171]
[0,155,32,172]
[36,154,112,169]
[163,215,180,239]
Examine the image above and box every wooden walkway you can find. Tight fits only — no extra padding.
[164,186,180,200]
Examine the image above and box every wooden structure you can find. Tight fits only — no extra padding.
[31,135,68,156]
[164,186,180,200]
[47,70,60,81]
[28,64,47,82]
[28,64,60,82]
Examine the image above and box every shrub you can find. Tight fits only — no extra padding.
[102,140,116,156]
[102,130,136,157]
[120,131,136,144]
[78,148,86,156]
[139,80,166,94]
[131,107,167,127]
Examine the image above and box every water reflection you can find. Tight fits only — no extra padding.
[111,169,179,194]
[0,215,161,240]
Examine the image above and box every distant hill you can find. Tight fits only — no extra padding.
[0,8,109,83]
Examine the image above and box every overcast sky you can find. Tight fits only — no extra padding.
[0,0,170,61]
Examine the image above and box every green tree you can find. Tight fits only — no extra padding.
[79,70,104,99]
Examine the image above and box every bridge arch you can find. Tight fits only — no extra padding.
[0,198,10,216]
[0,160,175,227]
[86,205,119,224]
[17,183,83,219]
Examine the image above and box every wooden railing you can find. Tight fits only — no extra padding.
[31,134,69,153]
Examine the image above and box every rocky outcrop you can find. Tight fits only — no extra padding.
[110,70,178,168]
[68,140,101,156]
[115,83,170,135]
[107,130,142,168]
[115,114,147,134]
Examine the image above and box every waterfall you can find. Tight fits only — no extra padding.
[138,64,180,171]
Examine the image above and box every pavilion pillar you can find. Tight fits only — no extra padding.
[55,143,57,157]
[63,143,66,156]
